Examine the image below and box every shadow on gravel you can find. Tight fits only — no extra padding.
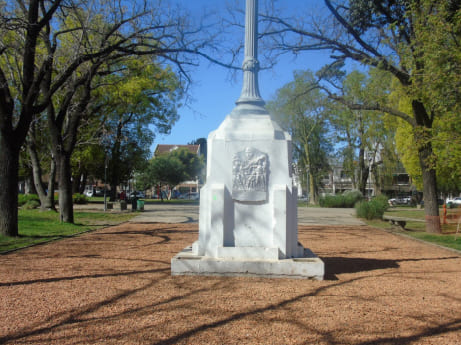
[322,257,400,280]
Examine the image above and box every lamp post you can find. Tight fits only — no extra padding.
[368,156,373,200]
[104,155,109,212]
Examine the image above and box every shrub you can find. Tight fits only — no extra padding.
[319,195,343,208]
[18,194,40,206]
[343,190,364,207]
[23,200,41,209]
[73,193,88,204]
[355,195,389,220]
[319,190,363,208]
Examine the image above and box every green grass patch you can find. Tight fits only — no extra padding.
[403,232,461,252]
[0,209,137,253]
[363,218,461,252]
[384,207,459,221]
[385,208,426,219]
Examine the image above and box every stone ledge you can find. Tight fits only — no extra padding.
[171,246,324,280]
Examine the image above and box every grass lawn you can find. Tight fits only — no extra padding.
[365,206,461,252]
[0,209,137,253]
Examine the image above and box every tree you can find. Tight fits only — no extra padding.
[267,70,332,204]
[26,116,57,210]
[189,138,208,163]
[147,156,186,199]
[0,0,64,236]
[261,0,461,232]
[0,0,221,232]
[138,147,204,199]
[328,69,398,196]
[94,56,182,201]
[168,147,204,183]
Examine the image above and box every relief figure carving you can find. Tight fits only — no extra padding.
[232,147,268,201]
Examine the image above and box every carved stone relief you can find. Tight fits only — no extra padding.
[232,147,268,201]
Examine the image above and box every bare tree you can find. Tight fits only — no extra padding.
[0,0,224,233]
[257,0,460,233]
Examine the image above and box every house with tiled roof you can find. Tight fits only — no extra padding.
[153,144,200,157]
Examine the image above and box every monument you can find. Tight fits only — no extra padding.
[171,0,324,279]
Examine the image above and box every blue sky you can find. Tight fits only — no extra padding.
[153,0,346,148]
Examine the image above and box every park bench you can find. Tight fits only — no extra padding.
[382,215,425,230]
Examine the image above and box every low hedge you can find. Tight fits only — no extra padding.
[73,193,88,204]
[18,194,40,206]
[355,195,389,220]
[319,190,363,208]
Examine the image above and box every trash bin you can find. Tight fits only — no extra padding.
[131,197,137,211]
[137,200,144,211]
[120,200,127,210]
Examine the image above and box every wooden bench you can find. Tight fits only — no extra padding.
[382,215,425,230]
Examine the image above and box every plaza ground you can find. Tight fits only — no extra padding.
[1,206,460,344]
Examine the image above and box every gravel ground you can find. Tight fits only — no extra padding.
[1,222,460,345]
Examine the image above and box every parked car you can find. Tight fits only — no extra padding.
[447,197,461,208]
[84,187,106,197]
[179,192,199,200]
[388,196,411,206]
[129,191,145,199]
[84,190,94,197]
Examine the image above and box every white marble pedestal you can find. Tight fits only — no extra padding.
[171,0,323,279]
[171,105,324,280]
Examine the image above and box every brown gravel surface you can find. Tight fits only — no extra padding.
[1,223,461,345]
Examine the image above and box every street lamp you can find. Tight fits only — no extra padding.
[104,155,109,212]
[368,156,373,200]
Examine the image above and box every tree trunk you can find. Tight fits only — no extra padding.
[78,172,87,194]
[46,158,57,209]
[412,101,441,233]
[0,137,19,237]
[419,144,441,233]
[28,143,56,210]
[309,170,316,204]
[357,146,368,196]
[56,152,74,223]
[371,164,382,196]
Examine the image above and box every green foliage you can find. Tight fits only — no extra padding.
[168,148,203,181]
[18,194,40,207]
[137,147,204,192]
[90,56,183,193]
[267,70,332,203]
[149,156,187,188]
[329,69,398,195]
[22,200,41,210]
[72,193,88,205]
[355,195,389,220]
[319,190,363,208]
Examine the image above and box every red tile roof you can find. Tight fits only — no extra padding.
[154,144,200,156]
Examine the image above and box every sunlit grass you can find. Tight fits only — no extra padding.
[364,210,461,252]
[0,209,137,253]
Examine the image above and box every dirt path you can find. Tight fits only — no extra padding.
[1,223,460,344]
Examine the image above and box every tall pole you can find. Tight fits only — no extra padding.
[104,155,108,212]
[236,0,265,107]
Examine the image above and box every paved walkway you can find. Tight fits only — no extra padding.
[127,203,365,226]
[74,202,365,225]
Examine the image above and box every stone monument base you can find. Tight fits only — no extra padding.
[171,244,324,280]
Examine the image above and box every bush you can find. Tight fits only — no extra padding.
[18,194,40,206]
[343,190,364,207]
[355,195,389,220]
[22,200,41,209]
[319,195,344,208]
[73,193,88,204]
[319,190,363,208]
